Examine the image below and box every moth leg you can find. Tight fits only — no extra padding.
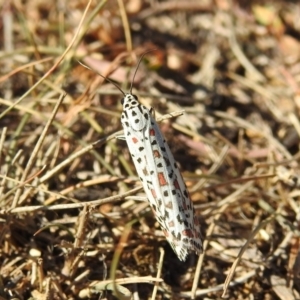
[116,135,126,140]
[150,107,156,118]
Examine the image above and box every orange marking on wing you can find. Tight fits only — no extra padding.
[149,128,155,136]
[132,137,138,143]
[153,150,161,158]
[174,179,180,189]
[158,173,168,186]
[182,229,194,238]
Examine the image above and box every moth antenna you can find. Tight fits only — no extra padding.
[78,60,126,96]
[129,49,156,94]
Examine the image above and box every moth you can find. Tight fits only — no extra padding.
[87,54,203,260]
[120,92,202,260]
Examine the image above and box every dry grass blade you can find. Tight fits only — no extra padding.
[1,165,46,202]
[0,0,93,119]
[110,221,137,300]
[11,93,66,208]
[271,275,296,300]
[214,110,292,159]
[151,247,165,300]
[81,276,163,298]
[191,180,254,298]
[0,57,53,84]
[222,215,276,297]
[117,0,132,52]
[3,186,143,214]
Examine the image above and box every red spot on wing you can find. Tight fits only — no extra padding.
[182,229,194,238]
[174,179,180,189]
[149,128,155,136]
[158,173,168,186]
[153,150,161,158]
[132,137,138,144]
[151,189,157,199]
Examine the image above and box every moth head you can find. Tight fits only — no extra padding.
[121,93,139,109]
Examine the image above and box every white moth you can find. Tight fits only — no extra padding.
[115,56,204,260]
[120,93,202,261]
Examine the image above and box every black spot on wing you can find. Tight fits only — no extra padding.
[164,157,171,166]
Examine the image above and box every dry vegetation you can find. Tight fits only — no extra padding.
[1,0,300,299]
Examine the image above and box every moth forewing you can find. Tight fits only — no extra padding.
[121,93,202,261]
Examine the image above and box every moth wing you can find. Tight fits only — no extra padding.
[162,136,203,254]
[122,102,202,260]
[147,118,203,257]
